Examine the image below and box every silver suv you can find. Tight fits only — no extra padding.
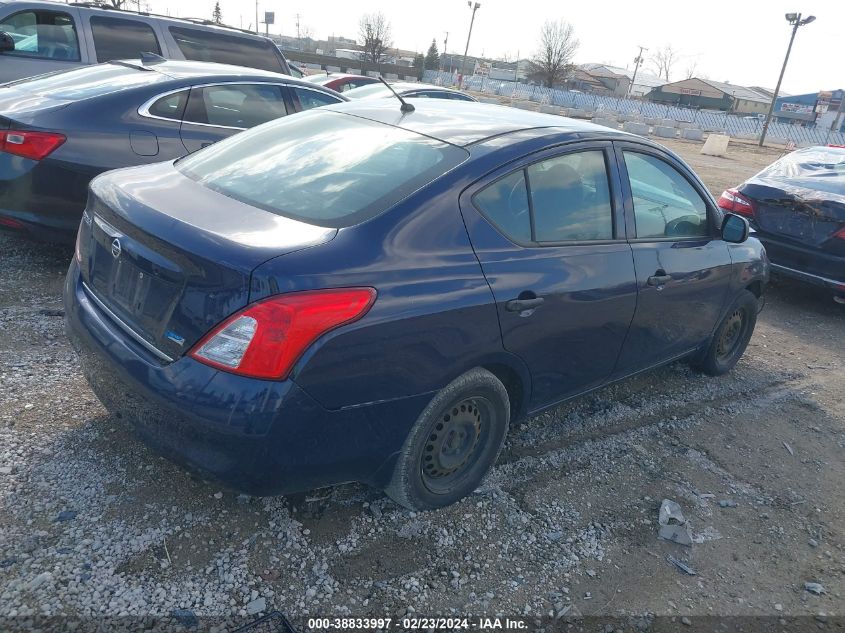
[0,0,291,82]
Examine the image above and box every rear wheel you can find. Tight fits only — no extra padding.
[693,290,758,376]
[385,368,509,511]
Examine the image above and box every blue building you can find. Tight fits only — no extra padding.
[774,89,845,132]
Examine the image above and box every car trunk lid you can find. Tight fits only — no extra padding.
[79,161,337,361]
[741,180,845,249]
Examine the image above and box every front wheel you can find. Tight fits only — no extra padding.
[385,368,510,511]
[693,290,758,376]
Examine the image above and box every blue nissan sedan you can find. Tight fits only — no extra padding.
[65,100,768,510]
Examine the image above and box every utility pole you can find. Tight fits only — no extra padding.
[460,2,481,89]
[759,12,816,147]
[626,45,647,98]
[255,0,259,35]
[296,14,301,41]
[443,32,449,73]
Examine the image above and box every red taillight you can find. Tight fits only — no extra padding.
[718,188,756,218]
[0,215,24,229]
[189,288,377,380]
[0,130,66,161]
[833,226,845,240]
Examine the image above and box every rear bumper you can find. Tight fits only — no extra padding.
[0,154,94,241]
[755,234,845,293]
[63,261,427,495]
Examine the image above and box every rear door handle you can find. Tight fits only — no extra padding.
[647,273,672,286]
[505,297,545,312]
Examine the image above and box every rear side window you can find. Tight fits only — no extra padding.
[528,151,613,242]
[290,87,342,111]
[176,110,468,228]
[169,27,284,73]
[183,84,288,128]
[623,152,709,239]
[473,171,531,243]
[146,90,188,120]
[0,9,80,61]
[90,16,161,62]
[473,150,614,244]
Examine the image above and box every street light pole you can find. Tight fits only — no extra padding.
[460,2,481,89]
[759,12,815,147]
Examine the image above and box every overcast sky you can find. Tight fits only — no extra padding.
[147,0,840,95]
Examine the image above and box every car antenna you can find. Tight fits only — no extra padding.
[378,77,414,113]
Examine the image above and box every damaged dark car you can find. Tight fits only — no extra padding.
[718,145,845,303]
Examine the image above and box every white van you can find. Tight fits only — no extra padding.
[0,0,292,82]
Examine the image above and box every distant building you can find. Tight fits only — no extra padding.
[646,78,771,113]
[579,63,664,97]
[774,90,845,131]
[487,60,530,82]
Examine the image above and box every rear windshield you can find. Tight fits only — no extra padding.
[176,109,468,227]
[169,26,284,73]
[756,147,845,196]
[1,63,163,100]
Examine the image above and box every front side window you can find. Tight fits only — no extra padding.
[183,84,288,129]
[0,10,80,61]
[90,16,161,63]
[623,151,710,239]
[291,87,342,111]
[176,109,468,227]
[169,27,283,73]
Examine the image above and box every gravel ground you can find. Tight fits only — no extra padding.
[1,139,844,632]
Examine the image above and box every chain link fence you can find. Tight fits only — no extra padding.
[423,71,845,147]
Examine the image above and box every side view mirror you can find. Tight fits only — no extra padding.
[722,213,749,244]
[0,32,14,53]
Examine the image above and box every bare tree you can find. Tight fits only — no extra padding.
[359,13,393,65]
[650,45,678,82]
[684,60,698,80]
[527,20,579,88]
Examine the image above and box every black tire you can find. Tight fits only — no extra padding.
[693,290,758,376]
[385,368,510,511]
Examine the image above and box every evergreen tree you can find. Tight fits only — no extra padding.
[212,1,222,24]
[424,39,440,70]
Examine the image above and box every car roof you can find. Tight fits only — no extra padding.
[114,59,344,95]
[136,59,289,81]
[324,99,633,147]
[15,0,276,40]
[392,83,456,93]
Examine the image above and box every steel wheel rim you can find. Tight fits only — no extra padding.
[421,397,493,495]
[716,308,745,361]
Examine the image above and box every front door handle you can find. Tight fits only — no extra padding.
[505,297,545,312]
[647,272,672,287]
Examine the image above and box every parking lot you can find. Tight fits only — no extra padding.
[1,138,843,628]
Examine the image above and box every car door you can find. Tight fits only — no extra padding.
[612,141,733,374]
[179,82,290,153]
[459,141,638,410]
[0,5,86,83]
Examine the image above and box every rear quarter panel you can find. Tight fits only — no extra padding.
[249,164,529,413]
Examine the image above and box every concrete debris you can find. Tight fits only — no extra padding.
[804,582,826,595]
[658,499,693,546]
[783,441,794,456]
[718,500,738,508]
